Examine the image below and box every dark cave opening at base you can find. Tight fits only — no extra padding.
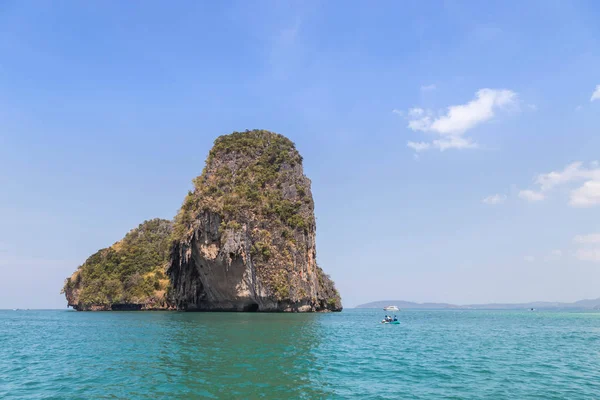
[243,303,260,312]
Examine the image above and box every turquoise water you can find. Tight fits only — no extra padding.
[1,309,599,399]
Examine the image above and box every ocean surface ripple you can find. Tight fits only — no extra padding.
[1,309,599,399]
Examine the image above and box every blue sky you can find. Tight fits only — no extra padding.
[1,1,599,309]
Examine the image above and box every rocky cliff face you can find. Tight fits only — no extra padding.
[63,219,174,311]
[168,130,341,312]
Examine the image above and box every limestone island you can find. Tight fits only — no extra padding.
[63,130,342,312]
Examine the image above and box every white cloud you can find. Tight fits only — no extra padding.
[411,89,517,135]
[574,234,600,244]
[420,84,436,91]
[518,190,545,202]
[535,162,596,191]
[570,180,600,207]
[591,85,600,102]
[392,109,404,116]
[573,233,600,263]
[573,233,600,262]
[408,108,426,117]
[518,161,600,207]
[482,194,506,205]
[575,249,600,262]
[575,105,583,111]
[403,88,518,152]
[524,255,535,262]
[408,116,432,131]
[407,141,431,152]
[432,136,477,151]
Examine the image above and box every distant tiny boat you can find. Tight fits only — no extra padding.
[383,305,399,311]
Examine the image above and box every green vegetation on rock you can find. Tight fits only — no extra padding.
[173,130,312,243]
[316,265,342,310]
[62,219,173,310]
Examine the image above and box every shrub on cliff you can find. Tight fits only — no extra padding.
[173,129,311,243]
[62,219,173,310]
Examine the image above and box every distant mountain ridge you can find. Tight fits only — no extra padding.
[356,298,600,310]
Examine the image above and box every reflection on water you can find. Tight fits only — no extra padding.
[0,310,330,399]
[156,312,330,398]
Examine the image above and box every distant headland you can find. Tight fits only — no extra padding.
[357,299,600,310]
[62,130,342,312]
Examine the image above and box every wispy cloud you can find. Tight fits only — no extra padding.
[545,249,562,261]
[573,233,600,262]
[524,250,562,263]
[518,190,545,202]
[420,84,436,91]
[518,161,600,207]
[407,141,431,152]
[591,84,600,102]
[574,233,600,244]
[268,18,303,80]
[575,249,600,262]
[482,194,506,205]
[277,21,301,46]
[401,88,518,152]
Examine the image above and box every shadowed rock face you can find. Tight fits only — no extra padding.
[168,130,342,312]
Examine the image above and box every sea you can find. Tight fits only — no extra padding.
[1,308,599,399]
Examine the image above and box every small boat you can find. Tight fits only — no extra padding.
[383,305,399,312]
[381,320,400,325]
